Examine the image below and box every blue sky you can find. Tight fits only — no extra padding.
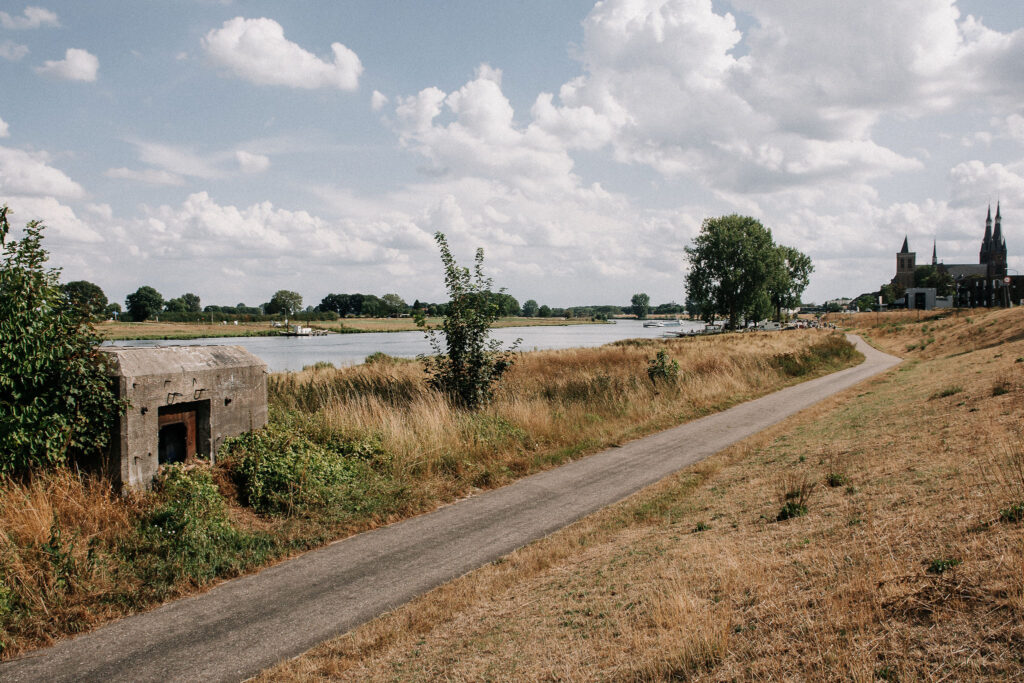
[1,0,1022,309]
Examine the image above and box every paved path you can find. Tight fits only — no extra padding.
[2,335,899,683]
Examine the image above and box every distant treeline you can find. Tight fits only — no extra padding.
[61,279,688,323]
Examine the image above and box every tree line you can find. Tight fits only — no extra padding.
[63,280,689,323]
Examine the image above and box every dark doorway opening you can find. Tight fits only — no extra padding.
[914,292,927,310]
[157,400,211,465]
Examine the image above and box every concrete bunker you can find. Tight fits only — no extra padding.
[98,345,267,489]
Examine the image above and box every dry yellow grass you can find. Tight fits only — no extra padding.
[0,329,852,659]
[261,308,1024,681]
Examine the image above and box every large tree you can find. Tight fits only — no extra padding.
[0,207,124,474]
[684,214,778,329]
[630,292,650,319]
[266,289,303,316]
[766,245,814,322]
[62,280,107,320]
[521,299,539,317]
[126,285,164,321]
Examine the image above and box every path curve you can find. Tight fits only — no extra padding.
[2,335,899,683]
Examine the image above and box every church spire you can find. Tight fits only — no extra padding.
[932,240,937,266]
[900,235,909,254]
[981,205,993,263]
[994,201,1003,243]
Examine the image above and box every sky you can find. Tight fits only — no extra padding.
[1,0,1023,309]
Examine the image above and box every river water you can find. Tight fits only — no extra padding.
[105,319,707,372]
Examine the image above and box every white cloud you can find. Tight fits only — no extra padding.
[133,140,224,179]
[202,17,362,90]
[3,195,102,243]
[105,167,185,186]
[0,41,29,61]
[0,117,8,138]
[35,48,99,82]
[235,150,270,173]
[0,146,84,198]
[948,161,1024,207]
[0,6,58,30]
[370,90,388,111]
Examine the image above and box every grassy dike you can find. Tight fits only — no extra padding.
[260,308,1024,681]
[0,330,857,660]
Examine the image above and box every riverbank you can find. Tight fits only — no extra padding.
[96,316,606,341]
[0,330,856,660]
[260,307,1024,681]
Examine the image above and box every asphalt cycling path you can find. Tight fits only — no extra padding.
[2,335,900,683]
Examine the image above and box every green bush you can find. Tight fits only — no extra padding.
[222,425,374,515]
[0,207,125,475]
[128,466,273,585]
[647,349,680,385]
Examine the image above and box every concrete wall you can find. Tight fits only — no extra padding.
[99,346,267,489]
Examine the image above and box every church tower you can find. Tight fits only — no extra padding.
[992,202,1007,277]
[893,236,916,290]
[980,205,993,264]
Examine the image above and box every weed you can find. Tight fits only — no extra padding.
[826,472,848,487]
[992,379,1012,396]
[302,361,335,371]
[999,503,1024,523]
[930,385,963,399]
[777,474,816,521]
[927,557,961,574]
[692,522,710,533]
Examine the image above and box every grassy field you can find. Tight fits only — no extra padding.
[260,307,1024,681]
[96,316,603,340]
[0,329,856,660]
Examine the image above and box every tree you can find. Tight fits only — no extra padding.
[0,206,124,475]
[381,293,408,317]
[418,232,519,410]
[685,215,779,329]
[181,292,201,313]
[914,265,954,296]
[62,280,107,320]
[104,302,121,319]
[266,289,303,316]
[765,245,813,321]
[631,292,651,319]
[164,297,187,313]
[126,285,164,321]
[538,304,552,317]
[319,293,352,316]
[522,299,539,317]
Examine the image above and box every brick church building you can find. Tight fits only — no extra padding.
[892,204,1022,307]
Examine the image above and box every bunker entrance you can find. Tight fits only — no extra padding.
[157,400,211,465]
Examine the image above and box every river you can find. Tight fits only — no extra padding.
[104,319,707,372]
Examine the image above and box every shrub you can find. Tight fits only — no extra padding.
[221,424,376,515]
[999,503,1024,523]
[825,472,848,487]
[128,465,273,585]
[0,207,125,475]
[418,232,519,409]
[647,349,680,385]
[992,379,1012,397]
[777,475,816,521]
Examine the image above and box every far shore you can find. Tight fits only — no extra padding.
[96,316,609,341]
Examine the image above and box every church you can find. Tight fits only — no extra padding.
[891,204,1021,308]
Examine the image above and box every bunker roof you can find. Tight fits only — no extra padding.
[99,345,266,378]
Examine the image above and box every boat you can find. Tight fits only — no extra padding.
[642,321,665,328]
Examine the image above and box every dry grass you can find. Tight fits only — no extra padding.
[261,309,1024,681]
[268,331,851,509]
[0,329,852,659]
